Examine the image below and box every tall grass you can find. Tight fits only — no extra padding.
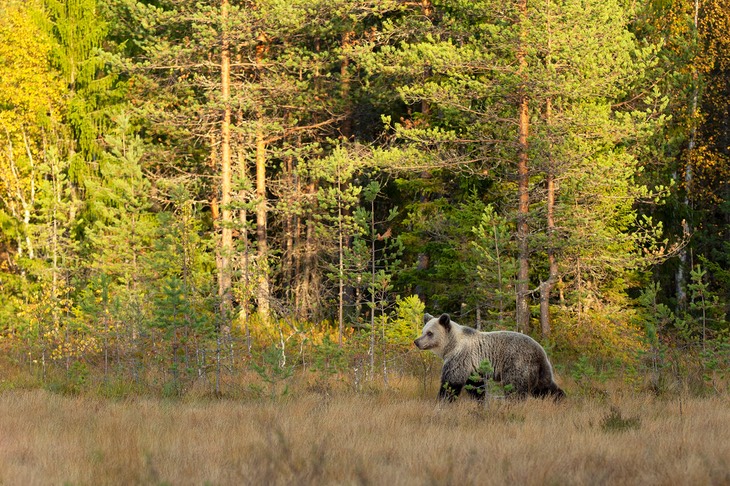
[1,387,728,485]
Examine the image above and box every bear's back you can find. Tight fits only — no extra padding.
[476,330,550,372]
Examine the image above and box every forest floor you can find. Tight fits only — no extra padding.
[0,382,729,485]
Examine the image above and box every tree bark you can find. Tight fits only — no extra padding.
[516,0,530,333]
[283,151,295,307]
[255,34,270,324]
[255,117,270,323]
[676,0,700,310]
[539,95,558,339]
[296,181,315,319]
[337,157,346,344]
[235,108,251,352]
[218,0,233,319]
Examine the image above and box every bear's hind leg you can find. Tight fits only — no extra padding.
[532,382,565,401]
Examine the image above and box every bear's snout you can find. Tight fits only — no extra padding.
[414,338,421,349]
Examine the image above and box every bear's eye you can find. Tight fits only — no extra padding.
[426,331,433,337]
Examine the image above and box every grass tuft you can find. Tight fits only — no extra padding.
[600,405,642,433]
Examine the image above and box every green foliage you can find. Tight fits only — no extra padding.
[1,0,730,397]
[66,360,90,394]
[634,273,729,395]
[310,335,347,377]
[570,356,613,397]
[684,266,730,393]
[346,177,404,324]
[386,295,425,345]
[152,278,196,335]
[251,345,294,399]
[397,195,500,315]
[44,0,116,171]
[471,205,517,328]
[464,359,494,397]
[635,282,677,393]
[686,265,727,338]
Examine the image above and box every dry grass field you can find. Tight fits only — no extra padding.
[1,386,729,486]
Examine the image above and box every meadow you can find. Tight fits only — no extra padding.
[1,383,729,486]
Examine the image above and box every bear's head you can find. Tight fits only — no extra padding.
[414,313,452,358]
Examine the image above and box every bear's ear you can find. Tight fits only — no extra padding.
[438,313,451,331]
[423,313,434,325]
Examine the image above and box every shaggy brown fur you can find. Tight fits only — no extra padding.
[414,313,564,401]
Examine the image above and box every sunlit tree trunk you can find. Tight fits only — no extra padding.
[300,181,318,318]
[516,0,530,333]
[214,0,233,396]
[539,157,557,339]
[255,34,270,324]
[255,118,270,323]
[539,11,558,339]
[237,146,252,351]
[218,0,233,320]
[337,29,354,344]
[337,163,345,345]
[283,151,295,304]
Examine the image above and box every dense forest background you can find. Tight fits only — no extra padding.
[1,0,728,397]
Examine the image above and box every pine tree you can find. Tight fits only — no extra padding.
[44,0,112,173]
[80,113,158,369]
[364,0,668,348]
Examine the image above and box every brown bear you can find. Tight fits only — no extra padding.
[414,313,564,401]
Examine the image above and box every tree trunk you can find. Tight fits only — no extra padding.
[305,186,317,312]
[218,0,233,320]
[212,0,233,396]
[283,152,295,306]
[414,0,432,308]
[515,0,530,333]
[338,161,345,345]
[369,197,376,379]
[294,192,303,317]
[539,97,558,339]
[539,173,557,338]
[255,117,270,323]
[235,113,251,353]
[337,30,354,343]
[255,34,270,324]
[676,0,700,311]
[340,30,353,139]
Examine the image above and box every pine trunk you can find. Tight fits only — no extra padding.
[218,0,233,320]
[676,0,700,310]
[255,117,270,323]
[235,112,251,352]
[516,0,530,333]
[304,183,318,314]
[284,153,295,305]
[255,35,270,324]
[338,165,345,345]
[540,98,558,339]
